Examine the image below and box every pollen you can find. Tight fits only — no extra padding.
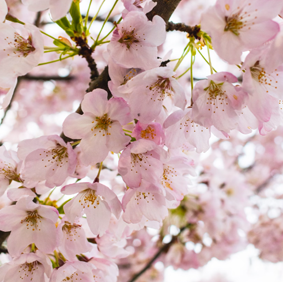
[21,210,42,230]
[4,33,35,57]
[79,189,100,209]
[140,125,156,140]
[225,4,230,11]
[94,114,112,131]
[118,28,140,49]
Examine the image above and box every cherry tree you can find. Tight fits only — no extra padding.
[0,0,282,281]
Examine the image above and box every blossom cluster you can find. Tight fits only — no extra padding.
[0,0,282,281]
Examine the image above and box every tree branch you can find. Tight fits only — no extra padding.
[146,0,182,22]
[166,22,201,39]
[74,37,99,82]
[128,226,187,282]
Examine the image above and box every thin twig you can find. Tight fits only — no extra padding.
[128,226,187,282]
[166,22,201,39]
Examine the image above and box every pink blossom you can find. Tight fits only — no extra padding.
[0,77,17,109]
[96,232,131,258]
[0,146,21,197]
[0,0,7,22]
[63,89,131,166]
[89,258,119,282]
[0,23,44,78]
[108,58,143,98]
[121,67,187,123]
[57,216,92,261]
[132,121,165,145]
[160,151,195,202]
[122,180,168,224]
[21,0,73,21]
[108,11,166,69]
[122,0,157,14]
[192,72,247,133]
[118,139,164,188]
[0,196,58,256]
[242,48,283,123]
[18,135,77,188]
[163,108,211,153]
[201,0,281,64]
[61,182,122,236]
[0,251,52,282]
[50,261,95,282]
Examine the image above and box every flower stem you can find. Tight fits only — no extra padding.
[88,0,107,31]
[94,162,103,182]
[38,54,76,66]
[85,0,93,28]
[197,48,217,73]
[92,0,119,49]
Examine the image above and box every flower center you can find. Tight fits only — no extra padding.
[224,14,243,36]
[121,68,138,85]
[79,189,101,209]
[250,61,279,94]
[13,33,35,57]
[19,261,40,279]
[140,125,156,140]
[0,161,20,182]
[204,80,225,99]
[51,145,68,162]
[118,29,139,49]
[21,210,42,230]
[95,114,112,131]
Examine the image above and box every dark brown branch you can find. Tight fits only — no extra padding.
[74,37,99,82]
[0,79,21,127]
[0,232,10,251]
[146,0,182,22]
[166,22,201,39]
[128,226,187,282]
[128,243,170,282]
[34,12,42,27]
[22,74,75,81]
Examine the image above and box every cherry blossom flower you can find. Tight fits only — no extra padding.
[0,146,21,197]
[50,261,96,282]
[61,182,122,236]
[122,180,168,224]
[132,121,165,145]
[122,0,157,15]
[57,216,92,261]
[163,108,211,153]
[118,139,164,188]
[108,11,166,69]
[108,58,143,98]
[192,72,247,133]
[160,151,195,202]
[0,23,44,78]
[63,89,131,166]
[242,48,283,123]
[21,0,73,21]
[18,135,77,188]
[121,67,187,123]
[0,0,7,22]
[89,258,119,282]
[0,196,58,256]
[201,0,281,64]
[0,77,17,109]
[0,251,52,282]
[96,233,131,258]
